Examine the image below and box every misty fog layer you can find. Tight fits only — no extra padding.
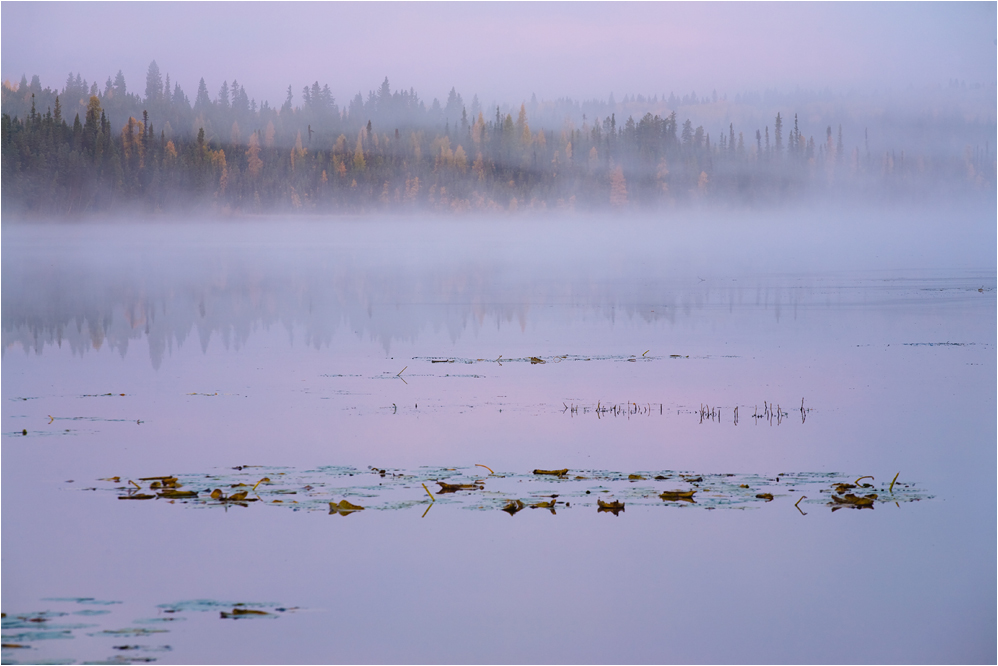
[4,202,993,368]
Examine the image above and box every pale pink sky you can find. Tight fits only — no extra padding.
[2,2,994,106]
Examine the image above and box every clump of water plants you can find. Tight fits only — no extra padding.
[86,466,930,516]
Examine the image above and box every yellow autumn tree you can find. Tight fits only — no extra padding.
[516,104,531,147]
[209,148,227,195]
[291,131,306,172]
[353,133,366,171]
[120,116,145,168]
[656,158,669,193]
[609,164,628,207]
[697,170,709,195]
[453,145,468,173]
[473,152,485,181]
[163,140,178,166]
[409,132,422,162]
[472,112,485,145]
[431,136,452,168]
[535,130,546,150]
[246,131,263,180]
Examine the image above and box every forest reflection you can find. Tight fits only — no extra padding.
[2,239,819,368]
[4,209,989,369]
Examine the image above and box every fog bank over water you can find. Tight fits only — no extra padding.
[4,200,994,367]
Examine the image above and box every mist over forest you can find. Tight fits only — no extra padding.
[2,62,995,215]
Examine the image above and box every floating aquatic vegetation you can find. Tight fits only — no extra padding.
[502,499,525,515]
[155,600,288,614]
[92,628,168,637]
[597,499,625,515]
[829,493,877,510]
[436,481,484,493]
[2,596,298,663]
[220,608,273,619]
[132,617,186,625]
[111,644,172,652]
[47,416,136,423]
[7,427,91,438]
[902,342,974,347]
[329,499,365,515]
[659,490,696,503]
[2,629,76,642]
[560,398,812,425]
[414,353,664,365]
[531,498,558,511]
[85,466,932,515]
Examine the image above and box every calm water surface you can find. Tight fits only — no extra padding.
[2,208,995,664]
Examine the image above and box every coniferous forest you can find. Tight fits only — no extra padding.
[2,62,995,215]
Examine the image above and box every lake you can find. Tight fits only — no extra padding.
[2,203,995,664]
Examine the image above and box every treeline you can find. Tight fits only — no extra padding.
[2,64,994,215]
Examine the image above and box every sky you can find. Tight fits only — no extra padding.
[2,2,995,108]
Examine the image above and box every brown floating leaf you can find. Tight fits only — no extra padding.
[597,499,625,515]
[436,481,484,493]
[659,490,696,502]
[529,356,546,364]
[756,493,774,501]
[210,489,223,500]
[532,468,569,476]
[329,499,365,514]
[502,499,525,515]
[221,608,269,618]
[138,476,176,481]
[830,493,877,510]
[99,476,121,483]
[157,490,198,499]
[228,491,249,501]
[531,499,557,509]
[628,474,645,480]
[118,494,155,500]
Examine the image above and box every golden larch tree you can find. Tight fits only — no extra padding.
[246,131,263,180]
[609,164,628,207]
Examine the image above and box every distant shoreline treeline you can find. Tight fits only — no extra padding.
[2,64,995,215]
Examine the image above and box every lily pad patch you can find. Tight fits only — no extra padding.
[85,467,932,515]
